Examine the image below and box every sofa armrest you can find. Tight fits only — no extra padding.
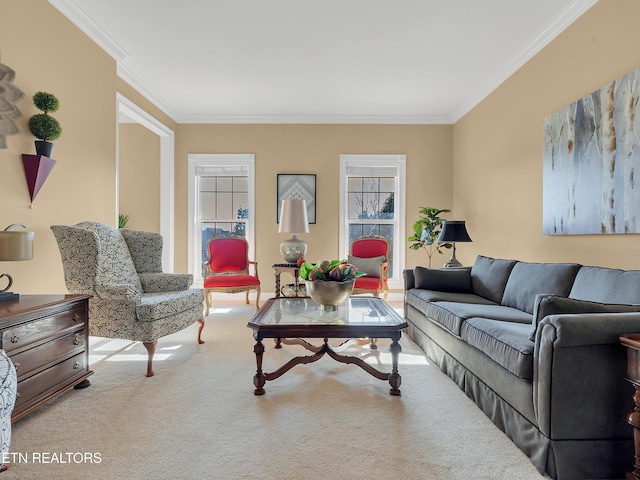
[138,273,193,292]
[403,268,415,291]
[533,312,639,440]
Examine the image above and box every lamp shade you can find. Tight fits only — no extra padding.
[438,220,472,243]
[278,199,309,234]
[0,227,34,261]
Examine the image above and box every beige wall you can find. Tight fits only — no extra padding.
[0,0,117,294]
[175,124,453,282]
[453,0,640,269]
[118,123,161,232]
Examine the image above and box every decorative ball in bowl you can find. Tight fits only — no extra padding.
[299,259,365,312]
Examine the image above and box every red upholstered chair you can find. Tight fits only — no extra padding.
[348,236,390,300]
[203,237,260,315]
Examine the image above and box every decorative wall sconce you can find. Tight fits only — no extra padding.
[0,224,34,302]
[21,154,56,205]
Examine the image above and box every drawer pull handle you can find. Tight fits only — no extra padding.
[15,392,20,400]
[72,313,80,322]
[73,336,81,346]
[10,334,19,343]
[73,361,80,369]
[13,362,20,372]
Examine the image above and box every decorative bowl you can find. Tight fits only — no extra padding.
[305,279,355,311]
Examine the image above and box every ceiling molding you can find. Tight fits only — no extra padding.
[49,0,129,61]
[116,64,179,122]
[176,114,452,125]
[450,0,599,123]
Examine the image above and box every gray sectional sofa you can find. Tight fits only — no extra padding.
[403,255,640,480]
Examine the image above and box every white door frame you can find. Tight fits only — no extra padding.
[116,93,175,271]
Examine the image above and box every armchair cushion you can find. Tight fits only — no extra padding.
[139,273,193,293]
[348,255,385,277]
[120,229,163,274]
[136,290,204,322]
[95,283,141,301]
[204,274,260,289]
[354,276,382,290]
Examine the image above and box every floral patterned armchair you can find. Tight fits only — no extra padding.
[51,221,205,377]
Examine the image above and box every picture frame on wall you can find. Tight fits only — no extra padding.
[277,174,316,224]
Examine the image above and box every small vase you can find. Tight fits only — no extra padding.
[34,140,54,158]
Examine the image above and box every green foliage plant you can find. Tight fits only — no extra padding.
[28,91,62,141]
[118,214,129,229]
[407,207,452,267]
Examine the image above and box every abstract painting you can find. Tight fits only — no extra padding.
[543,66,640,235]
[277,174,316,224]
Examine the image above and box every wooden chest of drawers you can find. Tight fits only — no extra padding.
[0,295,93,421]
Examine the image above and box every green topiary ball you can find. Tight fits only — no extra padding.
[28,113,62,141]
[32,91,59,113]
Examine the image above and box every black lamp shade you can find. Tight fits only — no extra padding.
[438,221,472,243]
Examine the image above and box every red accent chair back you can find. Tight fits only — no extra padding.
[349,236,390,300]
[203,237,260,315]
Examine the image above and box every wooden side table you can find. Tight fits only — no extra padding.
[272,263,302,297]
[620,333,640,480]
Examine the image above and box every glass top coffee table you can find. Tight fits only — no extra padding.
[247,296,407,396]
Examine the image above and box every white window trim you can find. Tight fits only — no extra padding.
[339,154,406,291]
[188,154,255,287]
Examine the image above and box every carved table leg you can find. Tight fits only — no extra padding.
[253,340,266,395]
[274,272,281,298]
[388,339,402,396]
[627,384,640,480]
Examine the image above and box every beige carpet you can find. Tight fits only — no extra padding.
[6,302,545,480]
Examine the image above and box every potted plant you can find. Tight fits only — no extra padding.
[407,207,452,267]
[28,91,61,157]
[299,260,365,311]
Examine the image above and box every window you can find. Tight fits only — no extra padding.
[188,154,255,285]
[339,155,406,290]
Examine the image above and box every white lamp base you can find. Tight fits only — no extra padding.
[280,234,307,263]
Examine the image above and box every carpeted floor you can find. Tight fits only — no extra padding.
[6,302,545,479]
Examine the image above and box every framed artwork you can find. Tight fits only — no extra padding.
[277,174,316,224]
[543,66,640,235]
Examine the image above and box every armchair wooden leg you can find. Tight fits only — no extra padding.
[256,287,261,309]
[205,290,211,316]
[143,341,157,377]
[245,291,250,305]
[197,318,205,344]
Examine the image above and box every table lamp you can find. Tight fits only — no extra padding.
[438,220,472,268]
[278,199,309,263]
[0,224,34,301]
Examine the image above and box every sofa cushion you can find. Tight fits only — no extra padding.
[424,301,532,336]
[405,289,496,315]
[461,318,534,380]
[414,266,472,293]
[570,266,640,304]
[528,294,640,341]
[470,256,517,303]
[501,261,580,314]
[348,255,385,277]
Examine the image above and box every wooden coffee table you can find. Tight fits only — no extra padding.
[247,296,407,396]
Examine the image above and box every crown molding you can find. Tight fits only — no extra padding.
[175,114,452,125]
[49,0,128,61]
[116,64,179,122]
[450,0,599,123]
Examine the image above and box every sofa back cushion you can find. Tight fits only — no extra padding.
[570,266,640,304]
[529,294,640,341]
[414,266,472,293]
[502,262,580,314]
[470,256,517,303]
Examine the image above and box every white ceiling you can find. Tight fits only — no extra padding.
[51,0,598,124]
